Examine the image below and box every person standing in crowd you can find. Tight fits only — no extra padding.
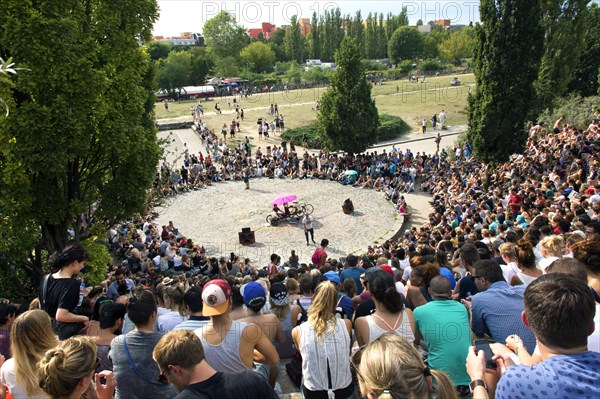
[152,330,277,399]
[311,239,329,268]
[111,291,178,399]
[354,269,415,346]
[421,118,427,134]
[38,243,90,340]
[292,280,354,398]
[173,287,210,331]
[194,280,279,384]
[355,333,458,399]
[107,269,135,300]
[465,260,536,354]
[439,109,446,128]
[0,310,58,399]
[340,255,365,295]
[413,276,472,394]
[38,336,116,399]
[269,282,295,359]
[302,214,316,246]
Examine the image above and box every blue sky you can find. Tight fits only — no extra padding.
[153,1,482,36]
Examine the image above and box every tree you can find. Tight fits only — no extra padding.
[439,28,476,65]
[467,0,544,164]
[569,3,600,96]
[202,11,249,60]
[309,11,321,59]
[154,48,210,90]
[0,0,161,271]
[416,19,424,26]
[534,0,590,113]
[317,37,379,154]
[284,15,305,63]
[240,42,276,73]
[388,26,424,62]
[146,40,172,61]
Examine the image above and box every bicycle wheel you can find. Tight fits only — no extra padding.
[304,204,314,215]
[266,215,273,225]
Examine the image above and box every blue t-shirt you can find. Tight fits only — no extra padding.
[340,267,365,295]
[496,352,600,399]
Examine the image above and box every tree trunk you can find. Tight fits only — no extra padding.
[42,222,69,255]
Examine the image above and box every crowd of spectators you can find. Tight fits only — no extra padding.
[0,110,599,398]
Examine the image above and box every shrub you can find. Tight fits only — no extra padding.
[80,239,112,287]
[281,125,321,148]
[419,59,446,72]
[537,94,600,130]
[377,114,411,141]
[282,114,410,149]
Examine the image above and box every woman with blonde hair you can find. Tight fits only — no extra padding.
[498,242,522,283]
[0,310,58,399]
[158,284,187,332]
[38,336,115,399]
[354,333,457,399]
[292,280,354,398]
[537,235,564,272]
[284,278,301,303]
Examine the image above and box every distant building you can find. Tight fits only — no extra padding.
[299,18,311,36]
[152,32,204,46]
[436,19,451,28]
[417,25,433,33]
[247,22,279,39]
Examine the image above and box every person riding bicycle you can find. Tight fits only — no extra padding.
[273,205,285,218]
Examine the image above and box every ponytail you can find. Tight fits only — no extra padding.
[431,369,458,399]
[369,271,403,314]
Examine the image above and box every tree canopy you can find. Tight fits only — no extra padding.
[388,26,424,62]
[317,37,379,154]
[0,0,162,290]
[202,11,249,60]
[467,0,545,164]
[240,42,276,73]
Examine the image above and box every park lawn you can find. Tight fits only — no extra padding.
[155,73,474,135]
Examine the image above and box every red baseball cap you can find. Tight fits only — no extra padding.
[201,280,232,316]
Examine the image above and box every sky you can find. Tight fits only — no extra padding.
[153,0,482,37]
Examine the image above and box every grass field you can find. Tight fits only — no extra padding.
[155,73,474,139]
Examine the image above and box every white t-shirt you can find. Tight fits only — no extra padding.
[0,358,46,399]
[302,216,313,230]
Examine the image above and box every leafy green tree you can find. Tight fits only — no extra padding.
[309,11,321,59]
[240,42,276,73]
[388,26,424,62]
[439,28,476,65]
[534,0,590,113]
[156,60,189,91]
[0,0,161,264]
[317,37,379,154]
[213,56,240,77]
[569,3,600,96]
[467,0,544,163]
[146,40,172,61]
[351,11,365,57]
[284,15,305,63]
[202,11,249,60]
[416,19,424,26]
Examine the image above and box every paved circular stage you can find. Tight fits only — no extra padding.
[154,178,404,267]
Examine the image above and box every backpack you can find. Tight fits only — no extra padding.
[334,296,350,320]
[295,298,308,325]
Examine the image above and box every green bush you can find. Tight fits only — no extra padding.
[397,60,414,74]
[282,114,410,149]
[281,125,320,148]
[377,114,412,141]
[537,94,600,130]
[419,59,446,72]
[80,239,112,287]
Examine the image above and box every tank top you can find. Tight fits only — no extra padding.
[299,318,352,393]
[195,321,248,373]
[365,309,415,344]
[516,272,538,287]
[274,308,295,358]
